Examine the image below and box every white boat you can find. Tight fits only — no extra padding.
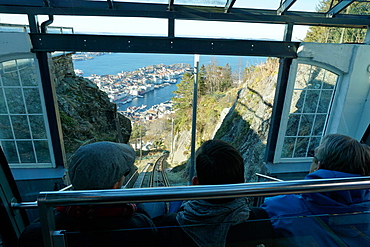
[74,69,83,76]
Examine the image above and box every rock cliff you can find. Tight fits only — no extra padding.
[214,58,279,182]
[169,58,279,183]
[51,54,132,160]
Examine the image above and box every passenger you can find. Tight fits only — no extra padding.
[158,139,275,247]
[18,141,157,247]
[262,134,370,246]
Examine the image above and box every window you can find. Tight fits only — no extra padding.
[0,57,54,168]
[275,62,339,163]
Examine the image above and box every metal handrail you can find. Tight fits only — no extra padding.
[11,184,73,209]
[11,176,370,209]
[32,176,370,247]
[122,169,139,189]
[255,173,284,182]
[36,176,370,206]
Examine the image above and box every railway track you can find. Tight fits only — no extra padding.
[137,153,170,188]
[149,154,170,187]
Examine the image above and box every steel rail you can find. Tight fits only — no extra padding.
[137,162,153,188]
[161,159,170,187]
[149,157,160,187]
[149,155,166,187]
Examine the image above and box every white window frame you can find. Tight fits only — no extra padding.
[0,53,55,168]
[274,59,342,163]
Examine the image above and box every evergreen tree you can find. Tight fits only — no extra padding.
[172,72,194,131]
[198,64,207,96]
[220,63,232,92]
[304,0,369,43]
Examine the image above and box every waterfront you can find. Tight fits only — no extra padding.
[73,53,266,77]
[119,83,178,111]
[73,53,266,120]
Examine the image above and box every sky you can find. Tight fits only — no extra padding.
[0,0,322,41]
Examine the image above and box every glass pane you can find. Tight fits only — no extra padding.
[281,137,295,158]
[1,141,19,163]
[17,141,36,163]
[307,66,324,90]
[0,89,7,114]
[312,114,327,136]
[318,90,333,113]
[0,116,13,139]
[174,0,226,7]
[308,137,321,157]
[2,60,20,86]
[29,115,47,139]
[323,71,337,89]
[18,58,37,86]
[280,63,339,161]
[34,141,51,163]
[11,115,31,139]
[303,90,319,113]
[290,90,303,113]
[294,137,309,157]
[0,66,3,86]
[24,88,42,113]
[5,88,26,114]
[285,114,300,136]
[298,115,314,136]
[294,64,310,89]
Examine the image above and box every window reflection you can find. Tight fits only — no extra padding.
[281,64,338,159]
[0,58,53,167]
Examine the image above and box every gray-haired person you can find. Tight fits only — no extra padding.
[18,141,157,247]
[262,134,370,247]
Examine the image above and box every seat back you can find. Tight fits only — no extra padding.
[158,207,275,247]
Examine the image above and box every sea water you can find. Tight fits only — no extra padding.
[73,53,266,110]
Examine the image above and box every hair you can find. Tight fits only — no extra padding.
[314,134,370,176]
[195,139,245,185]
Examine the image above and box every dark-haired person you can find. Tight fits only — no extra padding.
[18,141,156,247]
[158,139,274,247]
[262,134,370,246]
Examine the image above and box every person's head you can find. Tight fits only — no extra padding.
[68,141,136,190]
[193,139,244,185]
[313,134,370,176]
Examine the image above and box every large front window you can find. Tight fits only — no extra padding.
[0,57,54,168]
[275,63,339,163]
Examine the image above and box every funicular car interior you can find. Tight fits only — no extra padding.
[1,0,370,246]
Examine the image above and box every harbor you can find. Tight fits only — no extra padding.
[74,62,190,122]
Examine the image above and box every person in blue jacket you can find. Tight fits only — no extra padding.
[262,134,370,247]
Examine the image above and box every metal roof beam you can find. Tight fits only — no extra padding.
[1,2,369,28]
[168,0,174,11]
[107,0,114,10]
[29,33,299,58]
[224,0,237,13]
[327,0,356,18]
[277,0,297,15]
